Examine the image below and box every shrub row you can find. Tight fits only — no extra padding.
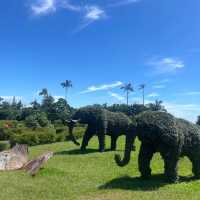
[0,141,10,151]
[0,120,86,146]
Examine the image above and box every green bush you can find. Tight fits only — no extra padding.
[66,126,86,140]
[0,120,86,146]
[0,141,10,151]
[37,128,56,144]
[10,132,39,146]
[56,132,66,142]
[25,112,49,129]
[37,112,49,127]
[0,128,12,140]
[10,127,57,146]
[25,115,39,129]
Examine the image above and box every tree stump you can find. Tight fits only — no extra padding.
[0,144,53,176]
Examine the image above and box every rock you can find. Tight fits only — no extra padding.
[23,152,53,176]
[0,144,28,170]
[0,144,53,176]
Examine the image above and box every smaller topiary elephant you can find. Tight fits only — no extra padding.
[115,111,200,183]
[68,106,136,152]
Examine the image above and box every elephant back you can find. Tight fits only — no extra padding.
[136,111,179,146]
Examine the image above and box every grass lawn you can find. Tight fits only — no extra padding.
[1,136,200,200]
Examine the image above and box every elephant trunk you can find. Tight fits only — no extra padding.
[68,122,80,146]
[115,132,136,167]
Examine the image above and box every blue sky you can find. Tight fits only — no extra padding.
[0,0,200,122]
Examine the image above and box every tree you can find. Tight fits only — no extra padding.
[61,80,72,101]
[120,83,134,105]
[39,88,48,97]
[147,100,166,112]
[0,97,3,103]
[139,84,146,106]
[197,116,200,126]
[31,100,40,110]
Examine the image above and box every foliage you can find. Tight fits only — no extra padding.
[10,127,57,146]
[120,83,134,105]
[0,141,10,151]
[36,127,56,144]
[61,80,73,100]
[0,120,18,140]
[197,116,200,126]
[25,115,40,129]
[10,131,39,146]
[0,90,74,125]
[146,100,166,112]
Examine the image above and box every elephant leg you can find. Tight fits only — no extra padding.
[138,143,154,179]
[81,127,94,151]
[110,136,117,151]
[131,144,136,151]
[97,133,105,152]
[191,158,200,178]
[162,150,179,183]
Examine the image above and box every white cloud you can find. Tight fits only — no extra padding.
[61,1,81,12]
[152,84,166,89]
[74,5,106,32]
[182,91,200,96]
[85,6,105,21]
[148,93,159,98]
[81,81,123,94]
[109,0,140,7]
[54,95,65,102]
[159,79,170,83]
[31,0,56,15]
[148,57,184,74]
[108,92,125,102]
[164,102,200,123]
[1,96,23,103]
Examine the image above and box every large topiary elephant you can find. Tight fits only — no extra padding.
[68,106,136,152]
[115,111,200,183]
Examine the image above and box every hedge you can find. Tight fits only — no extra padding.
[0,141,10,151]
[0,120,86,146]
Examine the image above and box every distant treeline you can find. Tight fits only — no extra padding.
[0,88,169,129]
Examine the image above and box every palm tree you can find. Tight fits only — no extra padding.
[120,83,134,105]
[39,88,48,97]
[61,80,72,101]
[154,100,163,111]
[147,99,166,111]
[139,84,146,106]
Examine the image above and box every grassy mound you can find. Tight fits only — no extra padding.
[0,137,200,200]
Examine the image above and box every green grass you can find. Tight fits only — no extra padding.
[0,137,200,200]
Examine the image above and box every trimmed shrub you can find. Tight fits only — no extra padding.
[10,132,39,146]
[0,141,10,151]
[25,115,39,129]
[37,128,56,144]
[66,126,86,141]
[56,132,66,142]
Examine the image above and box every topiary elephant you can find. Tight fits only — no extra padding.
[115,111,200,183]
[68,106,136,152]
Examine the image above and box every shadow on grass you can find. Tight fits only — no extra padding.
[55,148,101,155]
[55,148,122,155]
[99,174,197,191]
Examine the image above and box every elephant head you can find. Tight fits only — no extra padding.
[115,123,137,166]
[66,119,80,146]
